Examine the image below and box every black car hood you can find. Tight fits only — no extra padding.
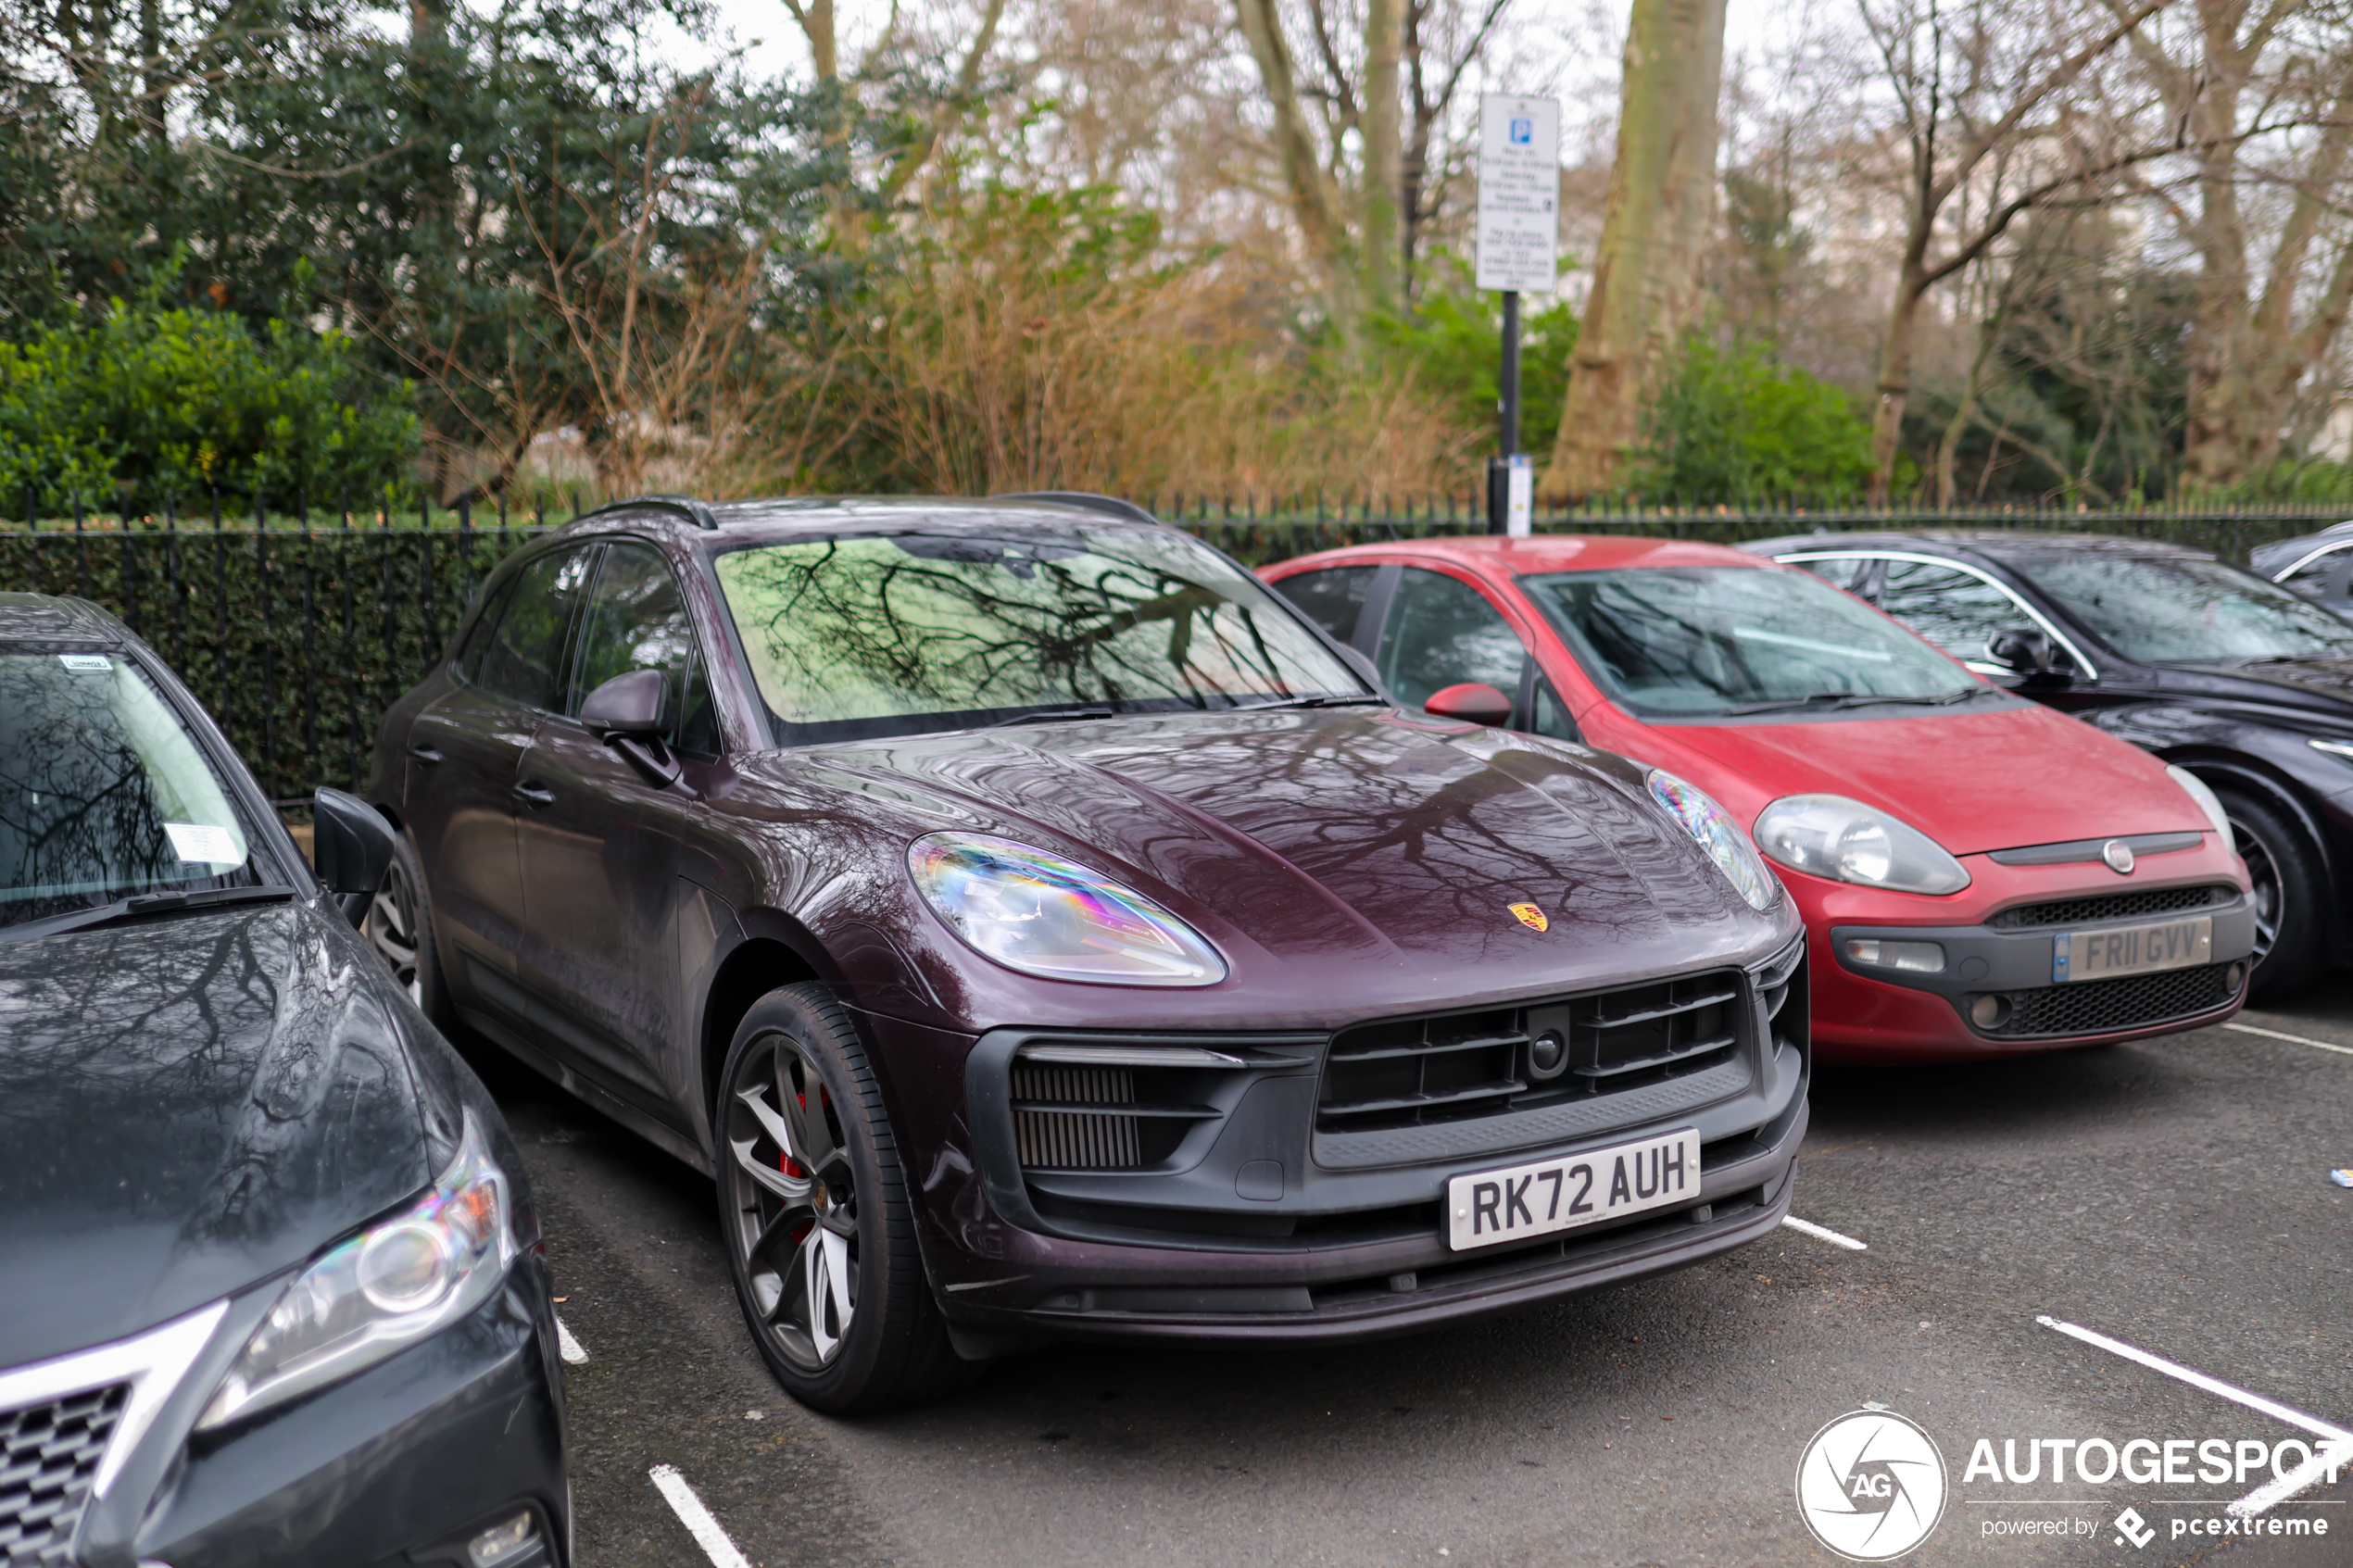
[2167,657,2353,714]
[0,899,434,1368]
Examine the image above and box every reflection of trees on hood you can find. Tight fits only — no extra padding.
[719,533,1326,723]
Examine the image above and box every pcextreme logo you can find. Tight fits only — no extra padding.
[1795,1408,1951,1561]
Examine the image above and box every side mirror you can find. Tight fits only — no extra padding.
[1424,682,1515,726]
[313,787,396,928]
[580,669,682,786]
[581,669,669,737]
[1985,627,2070,685]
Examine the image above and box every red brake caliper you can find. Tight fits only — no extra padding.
[780,1086,813,1244]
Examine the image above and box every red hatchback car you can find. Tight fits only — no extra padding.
[1264,536,2258,1062]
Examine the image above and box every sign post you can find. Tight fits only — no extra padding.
[1476,94,1559,536]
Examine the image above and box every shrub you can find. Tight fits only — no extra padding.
[1626,334,1876,503]
[0,280,419,517]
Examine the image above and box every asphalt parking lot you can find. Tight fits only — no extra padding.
[484,986,2353,1568]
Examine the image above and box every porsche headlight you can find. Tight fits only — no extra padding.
[1645,770,1780,911]
[1752,794,1970,895]
[908,832,1227,986]
[2166,765,2233,851]
[197,1110,515,1430]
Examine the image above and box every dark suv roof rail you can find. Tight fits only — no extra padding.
[992,491,1161,525]
[578,494,720,531]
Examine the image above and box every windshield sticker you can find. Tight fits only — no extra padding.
[57,653,112,671]
[164,822,243,865]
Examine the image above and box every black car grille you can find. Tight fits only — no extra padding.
[0,1384,127,1566]
[1010,1062,1216,1171]
[1978,960,2240,1038]
[1316,970,1746,1135]
[1985,884,2236,930]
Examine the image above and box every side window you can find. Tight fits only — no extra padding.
[476,547,596,711]
[1874,559,2039,666]
[1792,556,1876,595]
[1376,567,1527,712]
[1529,675,1581,744]
[570,542,721,757]
[1272,566,1380,647]
[2278,545,2350,597]
[454,575,516,684]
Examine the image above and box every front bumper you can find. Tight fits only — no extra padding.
[63,1260,569,1568]
[1805,866,2255,1061]
[896,936,1810,1348]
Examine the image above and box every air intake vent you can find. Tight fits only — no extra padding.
[1011,1065,1143,1170]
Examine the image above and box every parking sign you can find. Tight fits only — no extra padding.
[1476,94,1559,295]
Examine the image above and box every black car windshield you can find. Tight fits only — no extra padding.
[712,526,1366,741]
[2008,552,2353,664]
[1520,566,1978,718]
[0,649,264,926]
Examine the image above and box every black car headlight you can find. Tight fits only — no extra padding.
[196,1110,515,1430]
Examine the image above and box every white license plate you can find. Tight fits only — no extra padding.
[1445,1127,1702,1251]
[2054,915,2212,984]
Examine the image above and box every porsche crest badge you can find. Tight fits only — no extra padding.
[1508,902,1549,933]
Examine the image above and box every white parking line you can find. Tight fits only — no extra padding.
[2224,1022,2353,1058]
[649,1464,753,1568]
[1780,1215,1868,1250]
[2036,1316,2353,1515]
[555,1315,587,1364]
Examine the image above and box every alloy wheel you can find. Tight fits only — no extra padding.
[724,1034,859,1370]
[366,858,425,1006]
[2229,809,2282,964]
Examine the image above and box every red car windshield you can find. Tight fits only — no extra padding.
[1520,566,1977,718]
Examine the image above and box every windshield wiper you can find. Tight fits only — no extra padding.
[987,707,1121,728]
[0,884,299,941]
[1235,693,1388,710]
[1727,688,1988,715]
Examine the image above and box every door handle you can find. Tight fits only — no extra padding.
[407,742,444,765]
[510,781,557,809]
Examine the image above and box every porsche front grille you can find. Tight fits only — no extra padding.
[0,1383,127,1566]
[1315,970,1749,1135]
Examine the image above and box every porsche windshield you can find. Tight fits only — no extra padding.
[0,649,262,926]
[1520,566,1978,718]
[2006,552,2353,664]
[712,527,1366,740]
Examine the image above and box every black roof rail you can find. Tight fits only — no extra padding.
[991,491,1161,525]
[577,494,720,531]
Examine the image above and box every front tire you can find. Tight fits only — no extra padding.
[2218,787,2325,1003]
[366,829,457,1033]
[715,984,963,1412]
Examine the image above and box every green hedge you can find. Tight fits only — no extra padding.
[1,523,541,799]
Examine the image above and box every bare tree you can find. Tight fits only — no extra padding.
[1848,0,2178,501]
[1539,0,1728,501]
[2109,0,2353,486]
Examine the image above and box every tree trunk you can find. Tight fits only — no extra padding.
[1361,0,1403,310]
[1868,270,1926,503]
[1235,0,1351,310]
[1539,0,1727,502]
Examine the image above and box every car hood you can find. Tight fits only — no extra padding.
[0,899,434,1368]
[761,708,1793,1021]
[1655,699,2209,857]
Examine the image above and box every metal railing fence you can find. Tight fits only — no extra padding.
[5,488,2347,798]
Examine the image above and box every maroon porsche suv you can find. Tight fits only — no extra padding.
[367,494,1809,1411]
